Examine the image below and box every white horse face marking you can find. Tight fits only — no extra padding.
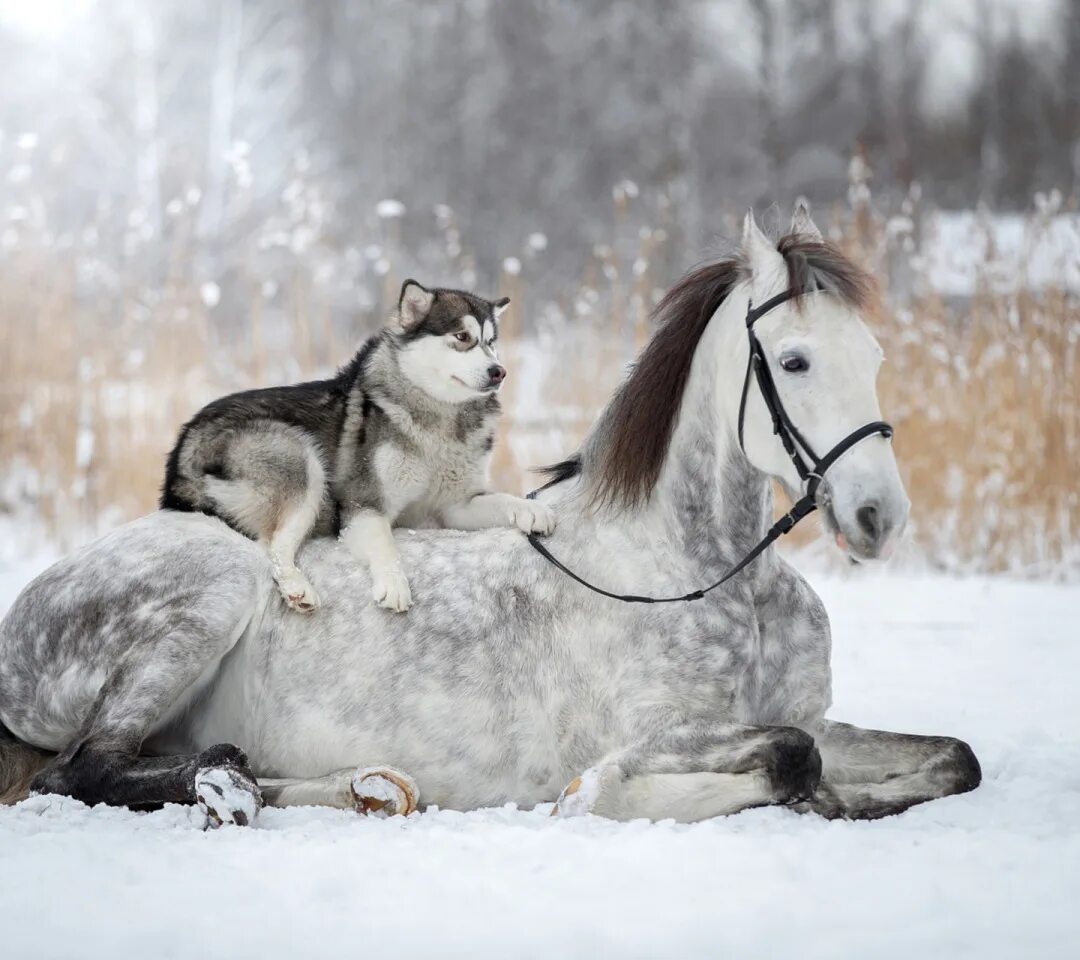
[397,313,504,404]
[740,296,909,561]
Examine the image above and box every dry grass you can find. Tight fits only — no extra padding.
[874,286,1078,574]
[1,200,1077,575]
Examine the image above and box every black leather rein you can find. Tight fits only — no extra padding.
[525,288,894,604]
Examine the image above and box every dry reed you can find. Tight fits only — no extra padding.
[1,196,1076,575]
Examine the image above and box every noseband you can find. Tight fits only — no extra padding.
[526,289,894,604]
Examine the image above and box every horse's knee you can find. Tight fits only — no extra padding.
[763,727,822,803]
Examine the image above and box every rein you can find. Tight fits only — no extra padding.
[525,288,894,604]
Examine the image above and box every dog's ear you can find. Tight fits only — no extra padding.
[395,280,435,332]
[493,297,510,318]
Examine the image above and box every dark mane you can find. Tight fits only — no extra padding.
[540,233,876,510]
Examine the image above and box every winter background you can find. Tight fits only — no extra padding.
[0,1,1078,958]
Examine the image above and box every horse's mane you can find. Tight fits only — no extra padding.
[540,233,876,510]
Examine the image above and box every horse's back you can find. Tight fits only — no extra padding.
[0,511,271,751]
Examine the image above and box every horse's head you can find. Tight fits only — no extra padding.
[735,207,909,561]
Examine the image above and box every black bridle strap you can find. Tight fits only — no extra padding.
[525,288,894,605]
[526,487,819,604]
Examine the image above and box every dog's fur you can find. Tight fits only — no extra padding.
[161,280,554,613]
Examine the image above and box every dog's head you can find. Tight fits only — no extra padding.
[390,280,509,404]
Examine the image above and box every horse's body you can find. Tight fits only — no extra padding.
[0,211,981,821]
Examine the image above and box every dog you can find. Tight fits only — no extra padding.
[161,279,554,613]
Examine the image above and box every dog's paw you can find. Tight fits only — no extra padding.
[195,748,263,828]
[277,571,319,613]
[350,767,420,817]
[372,568,412,613]
[509,500,556,535]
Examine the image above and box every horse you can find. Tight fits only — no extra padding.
[0,207,981,824]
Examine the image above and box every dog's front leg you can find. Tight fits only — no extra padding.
[442,492,555,535]
[341,508,411,612]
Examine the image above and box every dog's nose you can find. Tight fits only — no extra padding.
[488,365,506,384]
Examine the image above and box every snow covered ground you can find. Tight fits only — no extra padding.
[0,556,1077,960]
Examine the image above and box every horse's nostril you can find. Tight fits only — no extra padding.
[856,504,880,541]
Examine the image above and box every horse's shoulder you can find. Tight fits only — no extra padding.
[754,556,829,634]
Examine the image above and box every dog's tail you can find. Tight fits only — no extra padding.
[0,719,50,805]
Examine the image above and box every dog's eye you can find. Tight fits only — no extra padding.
[454,331,471,344]
[779,353,809,373]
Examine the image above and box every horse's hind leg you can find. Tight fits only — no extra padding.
[259,766,419,817]
[29,591,264,825]
[33,743,261,826]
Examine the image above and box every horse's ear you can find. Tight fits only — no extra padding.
[395,279,435,332]
[790,199,823,240]
[742,210,787,300]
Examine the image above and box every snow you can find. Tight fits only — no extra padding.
[375,198,406,219]
[0,559,1077,959]
[924,210,1080,295]
[199,281,221,308]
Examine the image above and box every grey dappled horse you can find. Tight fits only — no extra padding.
[0,209,980,824]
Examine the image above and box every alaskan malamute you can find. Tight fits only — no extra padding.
[161,280,554,613]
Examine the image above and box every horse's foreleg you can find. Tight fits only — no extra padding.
[552,722,822,822]
[553,767,781,822]
[259,766,419,817]
[797,719,981,820]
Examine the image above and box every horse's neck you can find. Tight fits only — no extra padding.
[558,290,775,583]
[650,300,774,575]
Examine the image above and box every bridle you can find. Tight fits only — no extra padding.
[525,287,894,604]
[736,287,893,533]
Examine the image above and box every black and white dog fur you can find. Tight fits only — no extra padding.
[161,280,554,613]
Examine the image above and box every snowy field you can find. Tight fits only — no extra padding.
[0,555,1078,960]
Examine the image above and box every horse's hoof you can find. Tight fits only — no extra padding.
[790,782,846,820]
[195,749,263,828]
[350,767,419,817]
[764,728,822,804]
[550,766,611,817]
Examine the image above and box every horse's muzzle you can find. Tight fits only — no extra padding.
[836,494,909,561]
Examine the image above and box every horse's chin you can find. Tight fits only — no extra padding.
[820,503,894,564]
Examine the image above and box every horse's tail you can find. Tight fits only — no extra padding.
[0,719,50,805]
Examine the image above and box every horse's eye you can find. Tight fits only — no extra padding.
[454,331,471,344]
[779,354,809,373]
